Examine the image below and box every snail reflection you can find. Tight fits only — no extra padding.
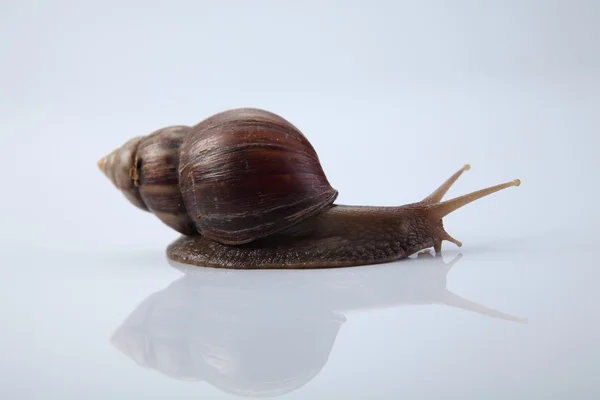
[111,252,527,397]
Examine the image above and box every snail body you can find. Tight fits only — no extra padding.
[99,108,520,269]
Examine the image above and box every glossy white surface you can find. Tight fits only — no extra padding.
[2,240,599,399]
[1,1,599,398]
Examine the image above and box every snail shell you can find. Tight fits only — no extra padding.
[98,108,338,244]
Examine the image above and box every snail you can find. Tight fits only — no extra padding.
[98,108,520,269]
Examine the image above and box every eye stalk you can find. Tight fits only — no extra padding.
[416,164,521,253]
[424,178,521,222]
[421,164,471,205]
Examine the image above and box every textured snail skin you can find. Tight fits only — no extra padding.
[166,170,521,269]
[166,204,443,269]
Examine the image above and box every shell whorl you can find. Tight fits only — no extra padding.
[178,108,338,245]
[136,126,196,235]
[98,126,196,235]
[97,136,148,212]
[99,108,338,243]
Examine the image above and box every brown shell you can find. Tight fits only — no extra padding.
[178,108,338,245]
[97,136,149,212]
[135,126,196,235]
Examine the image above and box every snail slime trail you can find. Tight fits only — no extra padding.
[98,108,521,269]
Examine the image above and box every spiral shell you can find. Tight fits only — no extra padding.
[98,126,195,235]
[135,126,196,235]
[97,136,148,212]
[179,108,338,245]
[99,108,338,243]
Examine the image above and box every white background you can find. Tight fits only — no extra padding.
[1,1,599,399]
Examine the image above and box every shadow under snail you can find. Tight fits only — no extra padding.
[98,108,521,269]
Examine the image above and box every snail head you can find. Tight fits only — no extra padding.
[412,164,521,253]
